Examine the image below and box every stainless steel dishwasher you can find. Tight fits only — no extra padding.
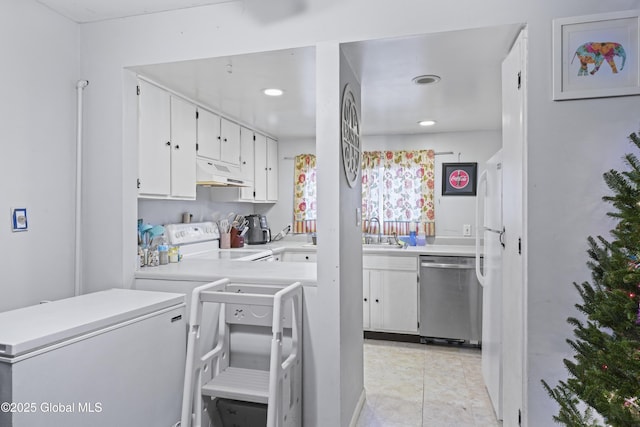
[419,255,482,345]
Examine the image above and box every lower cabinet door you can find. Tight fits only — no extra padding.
[380,270,418,334]
[362,256,419,335]
[368,270,385,331]
[363,269,371,330]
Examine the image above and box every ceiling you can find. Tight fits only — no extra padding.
[36,0,238,23]
[132,24,521,138]
[37,0,521,139]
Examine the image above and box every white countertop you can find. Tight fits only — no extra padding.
[135,258,318,284]
[264,237,478,257]
[134,236,478,284]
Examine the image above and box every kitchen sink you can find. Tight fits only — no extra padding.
[363,242,406,249]
[362,233,407,249]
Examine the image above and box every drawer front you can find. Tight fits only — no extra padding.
[363,254,417,271]
[282,252,317,262]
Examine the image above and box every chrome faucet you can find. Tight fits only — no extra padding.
[368,217,382,243]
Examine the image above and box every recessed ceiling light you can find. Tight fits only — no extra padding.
[418,120,437,127]
[263,88,284,97]
[412,74,441,85]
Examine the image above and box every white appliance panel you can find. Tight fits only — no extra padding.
[478,149,503,420]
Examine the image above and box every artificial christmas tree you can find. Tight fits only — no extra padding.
[542,131,640,427]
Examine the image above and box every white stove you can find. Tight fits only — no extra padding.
[164,222,273,261]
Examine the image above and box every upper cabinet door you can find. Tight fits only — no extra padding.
[239,127,255,182]
[170,96,197,199]
[220,118,240,166]
[138,80,171,196]
[253,133,268,202]
[266,138,278,202]
[196,108,221,161]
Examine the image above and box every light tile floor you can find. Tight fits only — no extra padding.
[356,339,502,427]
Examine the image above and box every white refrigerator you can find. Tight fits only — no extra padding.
[0,289,187,427]
[475,149,503,420]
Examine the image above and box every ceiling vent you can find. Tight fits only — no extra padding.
[412,75,441,85]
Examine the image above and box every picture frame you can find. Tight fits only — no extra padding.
[442,163,477,196]
[553,10,640,100]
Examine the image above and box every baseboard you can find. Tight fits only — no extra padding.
[348,389,366,427]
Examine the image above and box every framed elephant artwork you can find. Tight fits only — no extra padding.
[553,9,640,100]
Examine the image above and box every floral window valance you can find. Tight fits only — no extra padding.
[362,150,436,236]
[293,154,317,234]
[292,149,436,236]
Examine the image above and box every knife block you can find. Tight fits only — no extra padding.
[230,228,244,248]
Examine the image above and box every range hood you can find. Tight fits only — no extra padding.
[196,158,249,187]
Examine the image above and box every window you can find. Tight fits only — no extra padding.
[292,150,436,236]
[362,150,435,236]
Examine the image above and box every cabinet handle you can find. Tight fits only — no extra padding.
[305,256,309,260]
[175,145,180,150]
[375,299,379,303]
[166,141,171,146]
[364,298,368,302]
[224,138,227,142]
[242,161,246,165]
[217,136,221,140]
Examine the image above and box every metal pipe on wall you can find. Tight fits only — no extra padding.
[75,80,89,296]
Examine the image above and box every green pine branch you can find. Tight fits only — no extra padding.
[541,131,640,427]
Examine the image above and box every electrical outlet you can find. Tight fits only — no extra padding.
[463,224,472,236]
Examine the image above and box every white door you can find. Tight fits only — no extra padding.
[170,96,196,199]
[220,118,240,165]
[138,81,170,196]
[253,133,268,201]
[266,138,278,201]
[197,109,221,161]
[501,29,527,427]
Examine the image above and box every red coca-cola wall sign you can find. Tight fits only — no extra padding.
[442,163,477,196]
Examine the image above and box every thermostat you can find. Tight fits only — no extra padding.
[11,208,28,232]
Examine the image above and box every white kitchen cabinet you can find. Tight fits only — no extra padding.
[267,137,278,200]
[254,134,278,202]
[138,81,196,199]
[220,117,241,166]
[239,127,255,201]
[196,108,221,161]
[282,252,316,262]
[363,255,419,334]
[138,81,170,196]
[196,110,240,167]
[170,97,197,199]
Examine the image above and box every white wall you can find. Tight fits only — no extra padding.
[77,1,640,425]
[364,131,501,236]
[138,188,255,226]
[0,1,79,312]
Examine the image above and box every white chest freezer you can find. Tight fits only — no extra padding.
[0,288,186,427]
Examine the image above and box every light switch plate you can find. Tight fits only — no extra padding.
[463,224,471,236]
[11,208,28,232]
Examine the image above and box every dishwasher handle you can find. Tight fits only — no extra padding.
[420,262,474,269]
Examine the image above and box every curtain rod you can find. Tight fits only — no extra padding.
[284,151,456,161]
